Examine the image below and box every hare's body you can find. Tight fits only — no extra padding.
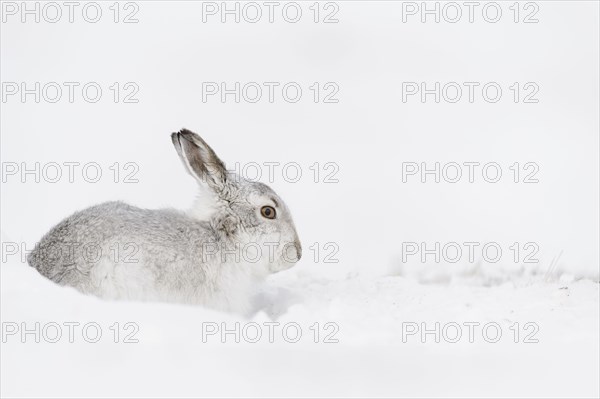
[29,201,260,311]
[29,130,301,312]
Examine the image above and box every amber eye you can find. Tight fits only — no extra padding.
[260,206,276,219]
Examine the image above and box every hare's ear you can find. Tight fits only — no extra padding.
[171,129,227,190]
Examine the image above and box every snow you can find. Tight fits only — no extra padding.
[1,259,598,398]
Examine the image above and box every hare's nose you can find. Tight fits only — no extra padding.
[294,241,302,260]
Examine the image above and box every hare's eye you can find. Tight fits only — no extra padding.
[260,206,276,219]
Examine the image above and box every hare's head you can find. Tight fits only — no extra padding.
[171,129,301,274]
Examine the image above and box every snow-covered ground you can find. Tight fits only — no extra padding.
[1,258,598,398]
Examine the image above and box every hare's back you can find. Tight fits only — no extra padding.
[47,200,204,243]
[29,201,209,282]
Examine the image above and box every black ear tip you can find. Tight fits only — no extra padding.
[178,128,196,141]
[177,129,208,149]
[179,128,202,139]
[170,132,181,145]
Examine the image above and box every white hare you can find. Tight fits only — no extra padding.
[28,129,302,313]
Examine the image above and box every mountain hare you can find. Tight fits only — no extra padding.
[28,129,302,312]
